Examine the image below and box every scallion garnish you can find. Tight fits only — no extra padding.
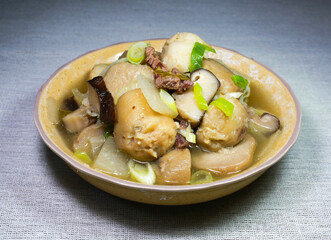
[185,124,196,143]
[127,41,148,65]
[194,82,209,110]
[190,170,213,185]
[189,42,216,72]
[74,150,92,164]
[159,89,178,115]
[210,98,234,117]
[128,160,156,185]
[232,75,249,90]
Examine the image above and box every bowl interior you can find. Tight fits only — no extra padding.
[36,39,300,190]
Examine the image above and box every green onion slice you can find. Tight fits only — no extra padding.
[190,170,213,185]
[178,123,196,143]
[159,89,178,115]
[185,124,196,143]
[128,160,156,185]
[194,83,209,110]
[74,150,92,164]
[189,42,216,72]
[232,75,249,90]
[127,42,148,65]
[210,98,234,117]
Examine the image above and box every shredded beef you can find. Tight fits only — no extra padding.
[155,74,181,90]
[175,133,189,149]
[154,69,193,93]
[175,120,190,149]
[145,46,167,71]
[145,46,193,93]
[179,119,189,129]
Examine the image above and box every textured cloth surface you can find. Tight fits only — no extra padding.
[1,0,330,239]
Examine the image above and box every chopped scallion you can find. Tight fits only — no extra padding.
[74,150,92,164]
[160,89,178,115]
[185,124,196,143]
[189,42,216,72]
[127,42,148,65]
[194,83,209,110]
[210,98,234,117]
[128,160,156,185]
[232,75,249,90]
[190,170,213,185]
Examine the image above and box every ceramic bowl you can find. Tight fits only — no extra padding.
[34,39,301,205]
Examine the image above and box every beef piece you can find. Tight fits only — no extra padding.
[154,73,193,93]
[145,46,167,71]
[145,46,193,93]
[155,74,181,90]
[171,68,181,75]
[179,119,189,129]
[175,133,189,149]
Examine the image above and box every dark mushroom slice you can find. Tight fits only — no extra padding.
[202,58,242,95]
[153,149,191,185]
[62,106,97,133]
[173,69,220,127]
[88,76,115,124]
[248,109,280,135]
[191,134,256,175]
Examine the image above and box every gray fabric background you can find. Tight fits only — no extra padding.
[1,0,330,239]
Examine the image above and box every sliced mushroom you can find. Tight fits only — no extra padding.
[62,106,97,133]
[88,76,115,124]
[248,109,280,135]
[114,89,177,162]
[173,69,220,127]
[196,97,248,151]
[202,58,242,95]
[154,149,191,185]
[192,134,256,175]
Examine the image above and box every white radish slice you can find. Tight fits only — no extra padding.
[137,74,178,118]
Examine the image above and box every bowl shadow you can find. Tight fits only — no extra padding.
[42,141,285,237]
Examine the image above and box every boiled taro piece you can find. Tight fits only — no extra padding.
[154,149,191,185]
[192,134,256,175]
